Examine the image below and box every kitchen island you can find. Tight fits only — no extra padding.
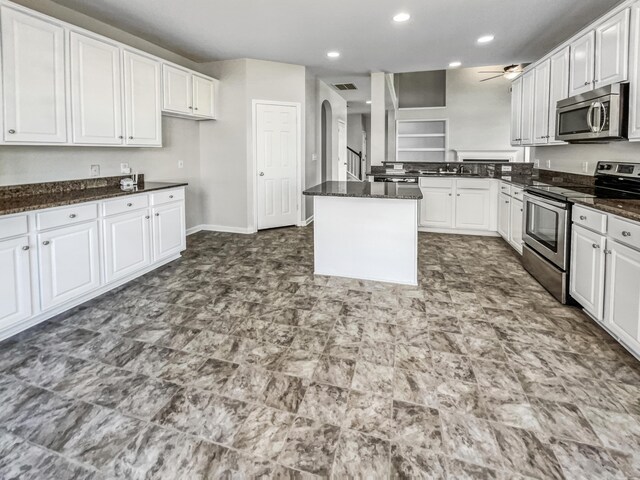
[303,181,423,285]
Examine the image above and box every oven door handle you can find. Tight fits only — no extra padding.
[523,192,568,211]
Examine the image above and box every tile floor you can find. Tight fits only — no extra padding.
[1,228,640,479]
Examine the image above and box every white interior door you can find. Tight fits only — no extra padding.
[337,120,347,181]
[256,103,299,230]
[1,7,67,143]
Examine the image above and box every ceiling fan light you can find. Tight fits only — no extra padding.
[504,71,520,80]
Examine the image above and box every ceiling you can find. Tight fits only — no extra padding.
[52,0,621,80]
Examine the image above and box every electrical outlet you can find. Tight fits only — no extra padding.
[582,161,589,173]
[534,158,540,168]
[90,165,100,177]
[545,159,551,169]
[312,153,318,162]
[178,160,184,169]
[502,165,512,173]
[120,162,130,174]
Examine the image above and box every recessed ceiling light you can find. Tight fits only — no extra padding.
[366,100,372,104]
[327,51,340,58]
[393,12,411,22]
[449,61,462,68]
[477,35,495,44]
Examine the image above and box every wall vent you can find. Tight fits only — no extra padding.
[333,83,357,91]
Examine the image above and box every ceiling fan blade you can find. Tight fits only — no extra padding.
[478,71,504,74]
[480,74,503,82]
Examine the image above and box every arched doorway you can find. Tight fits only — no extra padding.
[321,100,332,182]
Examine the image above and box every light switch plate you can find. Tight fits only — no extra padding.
[90,165,100,177]
[120,162,130,174]
[312,153,318,162]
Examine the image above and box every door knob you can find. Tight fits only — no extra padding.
[259,172,265,176]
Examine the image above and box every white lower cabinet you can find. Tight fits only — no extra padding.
[152,202,186,261]
[0,236,32,330]
[509,198,524,254]
[419,178,495,232]
[38,220,101,310]
[103,209,152,282]
[0,187,186,341]
[498,193,511,239]
[605,240,640,353]
[570,224,606,320]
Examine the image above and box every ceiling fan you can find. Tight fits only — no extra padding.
[478,64,526,82]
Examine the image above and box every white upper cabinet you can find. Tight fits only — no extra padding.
[70,32,123,145]
[123,50,162,146]
[192,74,216,118]
[510,77,523,146]
[595,9,630,88]
[548,47,570,143]
[1,6,67,143]
[520,71,535,145]
[569,31,596,96]
[532,59,551,144]
[629,2,640,140]
[162,64,193,115]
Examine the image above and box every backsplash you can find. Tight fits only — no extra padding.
[370,162,534,177]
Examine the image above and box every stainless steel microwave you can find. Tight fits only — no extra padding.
[556,83,628,143]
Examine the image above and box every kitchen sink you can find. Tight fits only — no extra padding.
[419,171,479,176]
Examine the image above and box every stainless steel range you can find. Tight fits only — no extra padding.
[522,162,640,303]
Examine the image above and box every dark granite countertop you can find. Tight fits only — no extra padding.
[304,181,423,200]
[0,181,188,216]
[571,197,640,223]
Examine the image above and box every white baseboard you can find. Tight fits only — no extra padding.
[188,224,255,235]
[298,215,314,227]
[419,227,500,237]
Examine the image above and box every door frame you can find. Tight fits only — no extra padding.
[251,99,303,233]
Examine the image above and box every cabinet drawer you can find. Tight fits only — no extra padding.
[511,186,524,200]
[572,205,607,234]
[609,215,640,248]
[103,194,149,217]
[0,215,28,240]
[150,188,184,205]
[499,182,511,196]
[418,178,453,188]
[456,178,491,190]
[36,203,98,230]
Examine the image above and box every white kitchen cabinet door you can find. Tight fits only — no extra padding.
[595,9,630,88]
[570,225,606,321]
[192,75,215,118]
[510,77,523,145]
[123,51,162,146]
[0,237,32,331]
[569,31,596,96]
[38,221,100,310]
[162,64,193,115]
[509,198,524,254]
[520,71,535,145]
[533,59,551,145]
[455,188,490,231]
[1,7,67,143]
[70,32,123,145]
[549,47,570,144]
[605,240,640,354]
[498,193,511,240]
[419,187,453,229]
[152,202,185,262]
[103,210,151,283]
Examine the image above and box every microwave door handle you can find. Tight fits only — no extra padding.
[597,102,607,133]
[587,103,596,132]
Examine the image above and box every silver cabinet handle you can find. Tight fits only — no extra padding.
[42,241,50,245]
[169,195,174,199]
[622,231,631,237]
[118,135,123,139]
[155,213,160,216]
[145,215,150,219]
[457,194,460,197]
[580,215,587,220]
[448,193,452,196]
[22,245,29,251]
[69,213,77,218]
[129,136,134,140]
[8,129,15,134]
[592,244,600,249]
[127,203,133,207]
[604,249,612,254]
[505,200,510,204]
[259,172,265,176]
[194,107,199,111]
[188,106,193,109]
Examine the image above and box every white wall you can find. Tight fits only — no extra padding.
[198,58,307,232]
[532,142,640,175]
[305,69,319,220]
[347,114,364,151]
[397,66,524,162]
[0,0,205,229]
